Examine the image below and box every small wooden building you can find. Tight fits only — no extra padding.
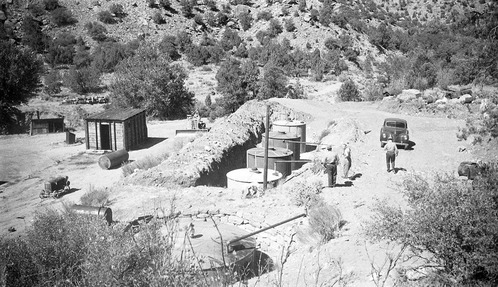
[85,108,147,151]
[30,118,65,135]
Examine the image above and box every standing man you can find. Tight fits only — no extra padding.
[322,145,340,187]
[384,136,398,173]
[342,142,352,178]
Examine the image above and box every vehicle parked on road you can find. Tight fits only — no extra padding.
[380,118,409,148]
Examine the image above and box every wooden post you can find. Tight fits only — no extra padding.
[263,105,270,190]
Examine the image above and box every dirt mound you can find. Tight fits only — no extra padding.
[122,100,311,187]
[320,117,366,147]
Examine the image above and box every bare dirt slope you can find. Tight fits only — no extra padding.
[0,95,476,285]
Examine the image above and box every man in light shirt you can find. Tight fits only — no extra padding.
[384,136,398,173]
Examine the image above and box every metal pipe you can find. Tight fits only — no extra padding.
[263,105,270,190]
[282,140,320,145]
[227,213,306,253]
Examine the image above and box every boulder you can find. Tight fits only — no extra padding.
[0,11,6,21]
[398,89,421,102]
[234,5,250,17]
[435,97,448,104]
[459,94,473,104]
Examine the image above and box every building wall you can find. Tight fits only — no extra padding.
[85,112,147,151]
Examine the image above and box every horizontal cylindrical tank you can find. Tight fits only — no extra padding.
[272,120,307,153]
[98,149,129,170]
[262,131,301,161]
[227,168,283,191]
[247,147,292,177]
[71,204,113,225]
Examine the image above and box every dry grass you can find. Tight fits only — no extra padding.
[121,152,170,177]
[308,200,343,242]
[80,184,111,207]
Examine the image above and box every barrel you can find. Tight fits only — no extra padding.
[98,149,129,170]
[247,147,293,177]
[272,120,307,153]
[65,131,76,144]
[71,204,113,225]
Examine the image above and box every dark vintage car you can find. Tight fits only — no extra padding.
[380,118,409,148]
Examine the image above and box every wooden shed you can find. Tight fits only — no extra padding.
[85,108,147,151]
[30,118,64,135]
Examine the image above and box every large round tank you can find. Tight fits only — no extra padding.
[262,131,301,161]
[226,168,283,191]
[169,218,257,272]
[70,204,113,225]
[272,120,307,153]
[98,149,129,170]
[246,147,292,176]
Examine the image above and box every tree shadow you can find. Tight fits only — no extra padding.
[134,137,167,150]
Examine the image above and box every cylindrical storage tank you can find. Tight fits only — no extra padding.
[227,168,283,191]
[98,149,129,170]
[272,120,307,153]
[247,147,292,177]
[65,131,75,144]
[71,204,113,225]
[262,131,301,161]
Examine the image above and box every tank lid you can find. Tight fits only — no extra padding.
[168,218,256,270]
[268,131,301,140]
[227,168,283,182]
[247,147,293,157]
[272,120,306,126]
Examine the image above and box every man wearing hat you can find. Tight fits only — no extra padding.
[321,145,340,187]
[384,135,398,173]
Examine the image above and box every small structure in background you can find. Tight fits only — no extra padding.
[30,111,64,135]
[85,108,147,151]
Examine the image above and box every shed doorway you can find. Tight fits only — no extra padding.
[100,124,111,150]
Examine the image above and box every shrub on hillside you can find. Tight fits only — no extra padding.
[45,32,77,66]
[180,0,194,17]
[51,7,77,26]
[238,11,252,31]
[159,35,181,60]
[220,28,242,51]
[267,19,283,37]
[367,169,498,285]
[298,0,307,11]
[362,81,383,101]
[217,12,229,26]
[338,79,361,101]
[85,22,107,41]
[98,10,115,24]
[92,41,136,73]
[284,18,296,32]
[257,10,273,21]
[257,64,288,99]
[109,4,125,17]
[21,15,47,53]
[44,70,62,95]
[63,66,101,94]
[175,30,193,52]
[205,0,217,10]
[43,0,59,10]
[152,11,165,24]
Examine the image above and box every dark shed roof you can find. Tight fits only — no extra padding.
[86,108,145,121]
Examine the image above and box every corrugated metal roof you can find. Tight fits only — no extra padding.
[86,108,145,121]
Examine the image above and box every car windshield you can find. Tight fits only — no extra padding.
[385,121,406,128]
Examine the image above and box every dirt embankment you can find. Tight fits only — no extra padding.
[121,100,312,187]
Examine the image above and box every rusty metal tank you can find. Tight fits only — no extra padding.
[168,218,257,274]
[70,204,113,225]
[272,120,307,153]
[262,131,301,161]
[226,168,283,191]
[246,147,292,177]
